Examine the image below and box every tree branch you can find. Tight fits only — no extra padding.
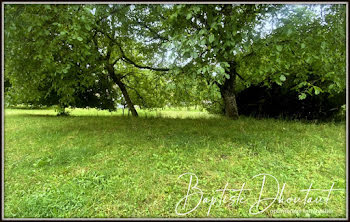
[112,57,121,66]
[236,73,245,81]
[136,20,169,42]
[93,26,170,72]
[121,57,169,72]
[119,71,134,80]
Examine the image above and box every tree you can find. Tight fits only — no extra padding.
[236,4,346,120]
[161,4,346,119]
[238,4,346,100]
[161,4,280,119]
[5,4,170,116]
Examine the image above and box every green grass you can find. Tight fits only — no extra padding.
[4,108,346,218]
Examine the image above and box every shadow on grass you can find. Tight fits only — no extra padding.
[11,112,222,120]
[8,110,344,176]
[10,113,270,169]
[6,106,52,110]
[13,114,66,118]
[11,111,344,124]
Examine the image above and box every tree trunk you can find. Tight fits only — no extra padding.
[117,80,138,117]
[220,87,239,119]
[219,62,239,119]
[107,65,138,117]
[57,105,69,116]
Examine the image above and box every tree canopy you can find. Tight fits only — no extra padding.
[4,4,346,119]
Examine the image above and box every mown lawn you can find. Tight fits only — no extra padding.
[3,108,347,218]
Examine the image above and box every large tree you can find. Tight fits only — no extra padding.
[238,4,346,99]
[161,4,346,119]
[5,4,170,116]
[160,4,280,119]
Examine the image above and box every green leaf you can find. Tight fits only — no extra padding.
[85,24,91,31]
[313,86,322,95]
[199,29,206,35]
[193,6,200,13]
[211,23,218,31]
[280,75,286,82]
[77,37,83,41]
[276,79,282,86]
[305,57,311,63]
[276,45,283,52]
[209,34,215,43]
[217,66,225,74]
[298,93,307,100]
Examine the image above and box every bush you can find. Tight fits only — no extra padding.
[204,83,345,121]
[235,83,345,120]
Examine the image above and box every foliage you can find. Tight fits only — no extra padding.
[161,4,346,118]
[160,4,280,118]
[4,4,170,114]
[4,4,346,119]
[5,5,100,108]
[164,4,276,77]
[181,4,345,118]
[238,5,346,99]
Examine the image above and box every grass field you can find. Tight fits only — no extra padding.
[3,108,347,218]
